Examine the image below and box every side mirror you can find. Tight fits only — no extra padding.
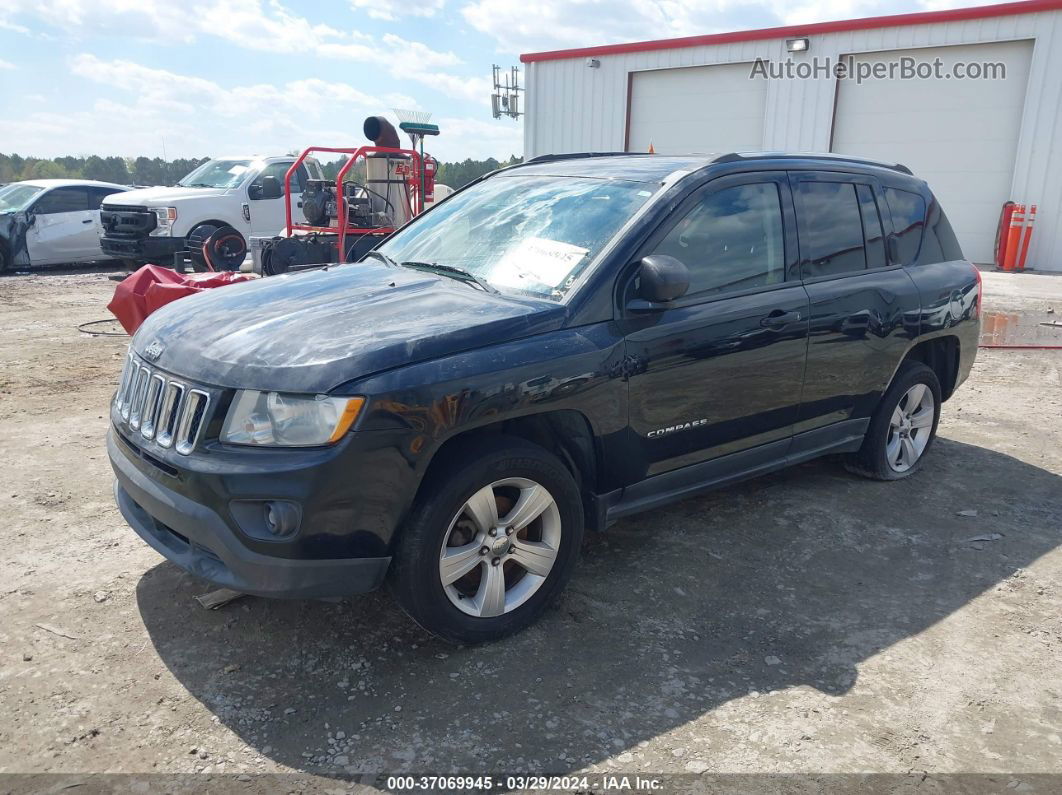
[253,176,282,200]
[632,254,690,308]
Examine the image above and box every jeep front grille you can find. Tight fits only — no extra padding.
[115,354,211,455]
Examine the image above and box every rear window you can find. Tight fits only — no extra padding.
[884,188,926,266]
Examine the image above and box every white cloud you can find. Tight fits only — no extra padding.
[0,54,514,161]
[350,0,446,21]
[432,115,522,161]
[461,0,950,54]
[0,58,16,70]
[1,0,462,68]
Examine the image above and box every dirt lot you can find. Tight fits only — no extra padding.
[0,266,1060,788]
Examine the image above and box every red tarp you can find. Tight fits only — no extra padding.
[107,265,253,335]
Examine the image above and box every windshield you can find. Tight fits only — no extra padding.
[0,184,45,212]
[375,175,656,300]
[177,159,254,189]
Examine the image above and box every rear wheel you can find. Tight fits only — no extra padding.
[390,437,584,644]
[846,361,941,480]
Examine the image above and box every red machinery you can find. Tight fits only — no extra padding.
[281,144,431,265]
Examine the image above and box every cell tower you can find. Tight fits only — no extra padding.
[491,65,523,120]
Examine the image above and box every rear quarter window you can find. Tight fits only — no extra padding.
[883,187,926,266]
[920,197,964,263]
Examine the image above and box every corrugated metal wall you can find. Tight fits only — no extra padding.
[524,9,1062,271]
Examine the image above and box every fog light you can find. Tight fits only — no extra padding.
[264,501,300,537]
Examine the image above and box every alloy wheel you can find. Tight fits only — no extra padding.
[438,477,562,618]
[886,382,935,472]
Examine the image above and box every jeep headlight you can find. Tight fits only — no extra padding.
[149,206,178,236]
[221,391,365,447]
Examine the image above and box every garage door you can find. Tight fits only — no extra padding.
[831,41,1032,263]
[627,62,766,155]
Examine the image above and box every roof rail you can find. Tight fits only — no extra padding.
[522,151,653,165]
[714,151,914,175]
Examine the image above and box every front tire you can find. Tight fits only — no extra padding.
[846,361,941,480]
[390,436,584,644]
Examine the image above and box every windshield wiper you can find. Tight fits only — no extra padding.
[178,182,214,188]
[400,261,499,294]
[363,250,398,267]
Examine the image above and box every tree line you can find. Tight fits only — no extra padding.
[0,153,210,186]
[1,153,523,190]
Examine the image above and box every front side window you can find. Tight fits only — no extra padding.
[177,159,254,189]
[252,162,298,194]
[376,174,656,301]
[651,182,785,296]
[884,187,927,266]
[795,181,866,278]
[33,187,90,214]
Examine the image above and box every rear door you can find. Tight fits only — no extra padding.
[789,171,923,441]
[25,186,98,265]
[621,171,810,477]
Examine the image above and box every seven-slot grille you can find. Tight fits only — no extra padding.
[115,353,211,455]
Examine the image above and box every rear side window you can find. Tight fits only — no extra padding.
[651,182,786,296]
[794,181,866,278]
[856,185,887,270]
[920,198,964,263]
[88,187,123,210]
[884,187,926,266]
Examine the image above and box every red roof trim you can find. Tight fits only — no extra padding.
[520,0,1062,63]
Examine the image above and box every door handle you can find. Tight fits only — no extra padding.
[82,219,93,224]
[760,309,801,328]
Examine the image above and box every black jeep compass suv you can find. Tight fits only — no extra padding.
[108,152,981,643]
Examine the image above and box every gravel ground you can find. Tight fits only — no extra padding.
[0,265,1060,789]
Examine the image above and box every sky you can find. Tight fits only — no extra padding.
[0,0,999,163]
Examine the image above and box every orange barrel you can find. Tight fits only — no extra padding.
[994,201,1015,269]
[1017,204,1037,271]
[1002,203,1025,271]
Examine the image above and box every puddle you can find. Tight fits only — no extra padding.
[980,311,1062,348]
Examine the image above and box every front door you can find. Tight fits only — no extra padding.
[248,161,304,236]
[25,186,99,265]
[621,172,810,477]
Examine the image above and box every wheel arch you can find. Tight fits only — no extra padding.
[413,410,601,530]
[187,219,245,238]
[896,335,961,401]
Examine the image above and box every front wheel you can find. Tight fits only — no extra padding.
[390,437,584,644]
[846,361,942,480]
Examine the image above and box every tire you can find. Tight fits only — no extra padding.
[0,245,8,273]
[846,361,942,481]
[389,436,584,644]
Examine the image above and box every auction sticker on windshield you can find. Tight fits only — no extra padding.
[491,237,589,291]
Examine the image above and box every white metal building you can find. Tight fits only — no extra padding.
[521,0,1062,269]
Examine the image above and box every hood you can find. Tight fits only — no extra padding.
[105,185,231,205]
[132,263,567,393]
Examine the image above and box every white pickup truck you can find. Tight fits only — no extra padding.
[99,155,325,268]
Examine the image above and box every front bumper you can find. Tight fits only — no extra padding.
[108,430,391,599]
[101,235,186,263]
